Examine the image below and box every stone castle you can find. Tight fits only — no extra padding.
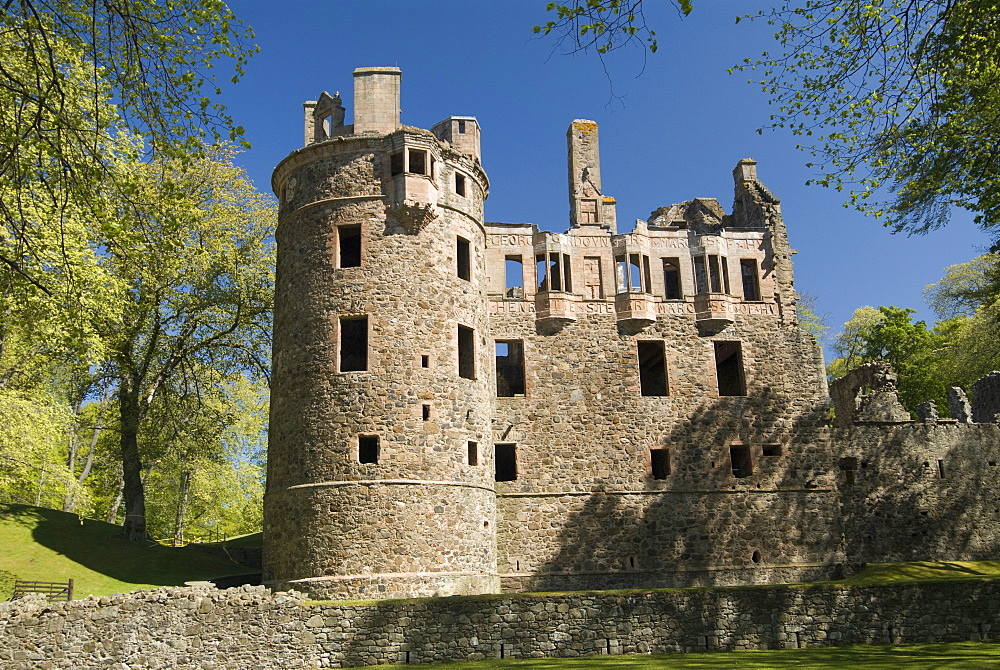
[263,67,1000,601]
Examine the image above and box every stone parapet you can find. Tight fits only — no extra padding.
[3,581,999,668]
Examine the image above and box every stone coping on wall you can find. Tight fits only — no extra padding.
[3,578,1000,668]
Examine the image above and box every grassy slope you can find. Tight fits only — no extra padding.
[0,503,251,599]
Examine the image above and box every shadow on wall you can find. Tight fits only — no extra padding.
[837,424,1000,563]
[831,363,1000,563]
[506,385,840,592]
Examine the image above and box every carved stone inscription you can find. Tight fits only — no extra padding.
[489,299,778,316]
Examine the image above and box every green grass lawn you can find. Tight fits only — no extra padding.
[220,531,262,549]
[0,503,252,599]
[360,641,1000,669]
[835,560,1000,586]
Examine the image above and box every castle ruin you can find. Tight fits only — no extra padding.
[264,67,1000,601]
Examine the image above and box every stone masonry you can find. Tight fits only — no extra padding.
[265,67,1000,601]
[2,581,999,669]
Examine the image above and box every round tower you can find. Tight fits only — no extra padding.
[264,67,497,599]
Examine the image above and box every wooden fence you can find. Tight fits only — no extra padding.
[10,578,73,601]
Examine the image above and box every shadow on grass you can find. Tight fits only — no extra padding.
[2,503,246,587]
[397,641,1000,669]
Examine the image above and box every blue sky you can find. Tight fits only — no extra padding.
[220,1,993,355]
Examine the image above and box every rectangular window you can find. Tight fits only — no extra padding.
[422,404,431,421]
[458,119,466,134]
[762,444,782,457]
[455,173,467,197]
[390,151,404,176]
[495,340,525,397]
[693,256,708,294]
[340,317,368,372]
[421,354,430,368]
[579,198,598,223]
[458,325,476,380]
[650,449,671,479]
[338,225,361,268]
[617,253,650,293]
[536,253,548,291]
[629,254,643,291]
[359,435,379,464]
[457,237,471,280]
[663,258,682,299]
[637,341,668,396]
[549,254,562,291]
[468,441,479,466]
[708,255,722,293]
[495,443,517,481]
[740,258,761,301]
[408,149,427,175]
[730,445,752,478]
[505,255,523,296]
[536,252,570,291]
[721,256,731,294]
[715,341,746,396]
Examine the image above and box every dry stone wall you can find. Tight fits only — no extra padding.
[2,582,998,669]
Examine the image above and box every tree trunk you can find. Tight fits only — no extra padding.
[119,383,147,540]
[34,469,44,507]
[64,404,103,513]
[173,469,193,546]
[106,476,124,524]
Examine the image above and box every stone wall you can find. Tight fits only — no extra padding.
[2,581,997,669]
[837,422,1000,563]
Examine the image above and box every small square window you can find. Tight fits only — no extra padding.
[762,444,782,457]
[495,443,517,481]
[340,317,368,372]
[730,445,752,478]
[338,225,361,268]
[457,237,471,280]
[468,441,478,466]
[650,449,671,479]
[359,435,379,464]
[458,325,476,380]
[408,149,427,175]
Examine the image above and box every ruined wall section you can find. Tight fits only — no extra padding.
[836,422,1000,563]
[267,110,497,599]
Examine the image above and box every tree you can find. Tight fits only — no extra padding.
[101,147,274,540]
[0,0,256,291]
[533,0,691,56]
[796,292,829,340]
[924,252,1000,385]
[827,305,885,379]
[827,305,950,414]
[537,1,1000,243]
[924,252,1000,318]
